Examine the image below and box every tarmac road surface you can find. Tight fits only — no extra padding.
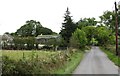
[73,46,119,74]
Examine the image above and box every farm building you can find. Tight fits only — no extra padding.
[1,34,14,49]
[36,34,60,44]
[35,34,61,50]
[1,34,61,50]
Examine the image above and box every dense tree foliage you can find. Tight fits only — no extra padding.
[16,20,53,37]
[80,26,115,46]
[60,8,77,46]
[16,20,41,37]
[95,26,115,45]
[70,28,87,48]
[13,36,35,50]
[99,11,116,31]
[81,26,96,45]
[77,18,97,29]
[99,11,120,36]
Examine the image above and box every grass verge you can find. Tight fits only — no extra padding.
[100,47,120,67]
[53,50,84,74]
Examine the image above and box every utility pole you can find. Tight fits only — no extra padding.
[115,2,119,56]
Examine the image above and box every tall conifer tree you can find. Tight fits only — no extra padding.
[60,7,77,46]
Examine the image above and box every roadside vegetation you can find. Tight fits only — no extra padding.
[100,45,120,67]
[2,49,84,75]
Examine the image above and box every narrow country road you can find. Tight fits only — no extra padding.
[73,46,119,74]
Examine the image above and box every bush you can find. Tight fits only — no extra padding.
[2,56,45,75]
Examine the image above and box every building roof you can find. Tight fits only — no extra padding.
[1,34,13,41]
[36,35,60,39]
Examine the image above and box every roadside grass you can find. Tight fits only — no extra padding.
[53,51,84,74]
[100,46,120,67]
[2,49,84,74]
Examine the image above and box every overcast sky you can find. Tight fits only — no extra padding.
[0,0,119,35]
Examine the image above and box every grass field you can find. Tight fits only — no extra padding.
[2,50,61,61]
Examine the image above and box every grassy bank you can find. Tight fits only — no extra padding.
[54,51,84,74]
[100,46,120,67]
[2,49,84,75]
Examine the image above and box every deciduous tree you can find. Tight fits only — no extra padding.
[70,28,87,48]
[16,20,53,37]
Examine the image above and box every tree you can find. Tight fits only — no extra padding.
[99,11,115,31]
[46,38,61,51]
[99,10,120,35]
[13,36,35,50]
[37,27,53,35]
[70,28,87,48]
[16,20,42,37]
[81,26,96,45]
[95,26,114,45]
[60,7,77,46]
[10,32,17,36]
[4,32,10,34]
[77,17,97,29]
[81,26,115,46]
[16,20,53,37]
